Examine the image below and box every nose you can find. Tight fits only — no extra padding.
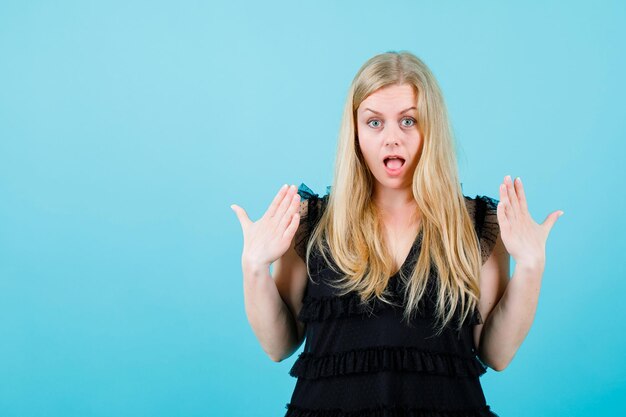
[384,137,399,147]
[383,124,402,147]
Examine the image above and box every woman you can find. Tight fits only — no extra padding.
[232,51,563,417]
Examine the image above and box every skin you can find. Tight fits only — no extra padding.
[356,83,422,213]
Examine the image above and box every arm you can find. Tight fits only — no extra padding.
[242,257,304,362]
[473,175,562,371]
[247,208,310,362]
[233,184,306,362]
[473,233,543,371]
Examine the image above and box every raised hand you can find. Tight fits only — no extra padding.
[497,175,564,269]
[231,184,302,268]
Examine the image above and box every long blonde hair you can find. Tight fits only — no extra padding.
[304,50,483,335]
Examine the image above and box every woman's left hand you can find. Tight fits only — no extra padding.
[497,175,563,270]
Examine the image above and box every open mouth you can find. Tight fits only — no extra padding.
[384,157,405,169]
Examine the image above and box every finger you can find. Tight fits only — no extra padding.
[283,211,300,240]
[278,192,301,232]
[275,184,298,221]
[231,204,251,230]
[504,175,519,219]
[514,177,528,214]
[499,181,515,223]
[496,198,506,230]
[265,184,290,218]
[543,210,563,234]
[499,182,510,220]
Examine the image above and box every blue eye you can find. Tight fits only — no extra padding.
[366,117,416,128]
[402,117,416,127]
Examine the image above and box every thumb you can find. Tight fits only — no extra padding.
[543,210,564,234]
[230,204,252,230]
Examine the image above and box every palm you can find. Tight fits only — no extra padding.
[231,184,302,266]
[497,176,563,268]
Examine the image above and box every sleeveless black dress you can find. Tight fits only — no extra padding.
[285,183,501,417]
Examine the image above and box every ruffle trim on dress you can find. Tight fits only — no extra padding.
[465,195,500,265]
[285,403,500,417]
[298,182,332,200]
[294,183,330,262]
[288,345,487,380]
[297,292,403,323]
[297,292,483,326]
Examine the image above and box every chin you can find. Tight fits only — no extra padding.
[375,178,408,188]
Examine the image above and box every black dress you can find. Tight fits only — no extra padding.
[284,183,501,417]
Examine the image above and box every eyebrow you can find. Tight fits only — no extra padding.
[363,106,416,115]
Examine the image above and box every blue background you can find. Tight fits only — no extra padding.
[1,1,624,416]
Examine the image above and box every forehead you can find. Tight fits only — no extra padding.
[358,84,416,113]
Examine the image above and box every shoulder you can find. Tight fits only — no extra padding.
[463,194,499,226]
[293,183,331,261]
[297,182,330,219]
[297,182,331,202]
[463,194,501,264]
[464,194,499,219]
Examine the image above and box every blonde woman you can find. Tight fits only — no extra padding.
[232,51,562,417]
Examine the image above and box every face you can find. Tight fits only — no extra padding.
[356,83,423,195]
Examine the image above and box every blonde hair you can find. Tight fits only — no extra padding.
[304,50,484,335]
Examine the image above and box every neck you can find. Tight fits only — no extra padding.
[373,187,420,227]
[373,186,415,211]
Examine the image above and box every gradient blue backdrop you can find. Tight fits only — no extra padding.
[1,1,624,416]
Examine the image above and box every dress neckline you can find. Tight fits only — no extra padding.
[391,228,423,278]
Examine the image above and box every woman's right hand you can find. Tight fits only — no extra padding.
[231,184,301,268]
